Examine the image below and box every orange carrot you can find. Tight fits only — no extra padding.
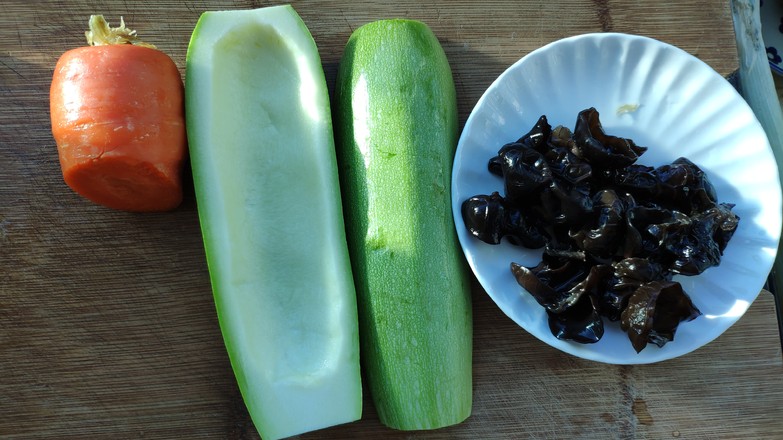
[50,16,186,212]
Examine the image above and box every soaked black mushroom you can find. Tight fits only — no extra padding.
[652,157,718,214]
[504,206,549,248]
[620,281,701,353]
[461,108,738,353]
[462,192,547,248]
[510,257,591,314]
[518,114,552,150]
[461,192,505,244]
[489,115,552,176]
[548,293,604,344]
[572,108,648,169]
[538,178,594,226]
[597,258,671,322]
[698,202,740,252]
[625,203,689,261]
[570,189,626,257]
[601,164,657,198]
[664,213,723,276]
[512,259,611,343]
[499,146,553,204]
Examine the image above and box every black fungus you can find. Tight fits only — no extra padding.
[511,257,591,314]
[626,203,691,261]
[570,190,625,258]
[548,293,605,344]
[699,202,740,252]
[598,258,671,322]
[489,115,552,176]
[499,146,553,204]
[461,192,506,244]
[620,281,701,353]
[462,108,739,352]
[512,260,611,343]
[462,192,547,248]
[652,157,718,214]
[538,176,594,226]
[571,108,648,169]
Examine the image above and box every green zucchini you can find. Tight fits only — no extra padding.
[334,19,473,430]
[185,6,361,439]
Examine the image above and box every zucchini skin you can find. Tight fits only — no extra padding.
[334,19,473,430]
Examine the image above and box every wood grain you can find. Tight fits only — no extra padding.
[2,1,782,439]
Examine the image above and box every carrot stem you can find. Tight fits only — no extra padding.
[85,15,156,48]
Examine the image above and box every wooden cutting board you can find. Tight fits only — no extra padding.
[2,1,782,438]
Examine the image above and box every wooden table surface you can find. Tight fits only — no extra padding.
[2,1,783,439]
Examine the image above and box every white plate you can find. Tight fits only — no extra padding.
[452,32,782,364]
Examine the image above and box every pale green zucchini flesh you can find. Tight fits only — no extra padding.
[334,19,473,430]
[185,5,361,439]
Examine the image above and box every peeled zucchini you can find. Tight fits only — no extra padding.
[185,6,361,439]
[334,19,473,430]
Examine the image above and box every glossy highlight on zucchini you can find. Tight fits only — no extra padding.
[334,19,473,430]
[185,5,361,439]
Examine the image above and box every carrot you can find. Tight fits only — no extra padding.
[50,15,186,212]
